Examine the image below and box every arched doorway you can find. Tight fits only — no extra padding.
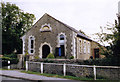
[42,45,50,58]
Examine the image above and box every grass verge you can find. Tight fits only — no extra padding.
[21,70,94,81]
[0,68,18,70]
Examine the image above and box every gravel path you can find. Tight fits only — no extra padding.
[0,70,68,81]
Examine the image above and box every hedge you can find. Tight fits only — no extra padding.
[31,57,119,66]
[0,56,19,67]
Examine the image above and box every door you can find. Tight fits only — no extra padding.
[42,45,50,58]
[94,49,99,58]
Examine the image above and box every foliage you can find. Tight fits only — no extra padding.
[34,56,39,59]
[69,56,74,59]
[94,20,120,65]
[1,56,19,66]
[4,53,17,58]
[25,51,29,56]
[2,2,36,54]
[0,56,11,60]
[79,30,86,35]
[1,53,19,66]
[83,58,120,66]
[47,53,55,59]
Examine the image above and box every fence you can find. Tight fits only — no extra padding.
[26,61,120,80]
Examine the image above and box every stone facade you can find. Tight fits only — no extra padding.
[21,13,105,60]
[91,41,105,59]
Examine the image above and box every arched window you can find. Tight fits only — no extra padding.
[28,36,35,54]
[60,34,64,40]
[57,33,66,57]
[59,34,65,45]
[40,23,52,32]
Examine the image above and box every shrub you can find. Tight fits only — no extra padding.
[10,58,19,64]
[1,56,11,60]
[25,51,29,56]
[69,56,74,59]
[35,56,39,59]
[1,57,19,67]
[47,53,55,59]
[4,53,17,58]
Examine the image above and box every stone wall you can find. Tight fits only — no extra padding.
[76,37,92,60]
[23,14,73,59]
[66,65,93,77]
[91,41,105,59]
[96,67,120,79]
[27,61,120,80]
[43,64,63,75]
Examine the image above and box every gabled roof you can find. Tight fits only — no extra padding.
[21,13,92,41]
[45,13,92,41]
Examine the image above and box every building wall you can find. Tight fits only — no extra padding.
[76,37,91,60]
[23,14,74,59]
[91,41,105,59]
[22,14,105,60]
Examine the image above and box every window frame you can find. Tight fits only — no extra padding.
[79,39,82,53]
[40,23,52,32]
[88,42,90,53]
[84,40,86,54]
[28,36,35,54]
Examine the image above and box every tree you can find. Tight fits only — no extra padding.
[112,19,120,58]
[94,20,120,65]
[79,30,86,35]
[2,2,36,54]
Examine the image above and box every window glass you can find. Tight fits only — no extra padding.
[31,40,34,48]
[29,36,34,54]
[84,41,86,53]
[60,34,64,40]
[88,43,90,53]
[79,40,81,53]
[31,50,33,53]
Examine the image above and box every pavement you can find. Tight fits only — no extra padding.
[0,70,69,81]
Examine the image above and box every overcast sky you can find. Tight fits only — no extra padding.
[3,0,120,41]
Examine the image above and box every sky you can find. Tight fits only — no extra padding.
[2,0,120,42]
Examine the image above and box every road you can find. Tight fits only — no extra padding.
[0,70,84,82]
[0,76,32,82]
[0,76,82,82]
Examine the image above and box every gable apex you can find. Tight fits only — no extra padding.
[21,13,91,41]
[43,13,49,17]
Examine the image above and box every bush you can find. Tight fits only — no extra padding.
[1,54,19,67]
[4,53,17,58]
[10,58,19,64]
[47,53,55,59]
[34,56,39,59]
[1,56,11,60]
[82,57,120,66]
[69,56,74,59]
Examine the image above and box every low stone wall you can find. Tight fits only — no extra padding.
[28,62,41,72]
[27,61,120,80]
[43,64,63,75]
[66,65,93,77]
[96,67,120,79]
